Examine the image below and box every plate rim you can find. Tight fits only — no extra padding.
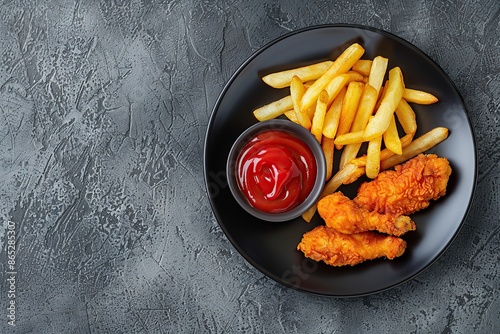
[203,23,478,297]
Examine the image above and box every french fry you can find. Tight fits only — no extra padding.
[374,80,389,110]
[301,43,365,112]
[363,67,405,141]
[323,163,362,195]
[262,60,333,89]
[383,115,402,154]
[304,80,316,87]
[323,74,350,105]
[338,138,363,169]
[337,84,378,167]
[253,95,293,121]
[306,102,317,120]
[349,155,367,167]
[334,130,365,145]
[290,76,312,129]
[366,135,382,178]
[322,86,346,138]
[395,99,417,135]
[381,127,449,170]
[321,137,335,180]
[319,71,363,109]
[367,56,388,94]
[311,90,329,142]
[349,133,413,166]
[336,81,364,149]
[346,71,365,83]
[349,71,366,80]
[397,133,414,150]
[301,163,360,222]
[283,110,298,123]
[343,166,366,184]
[352,59,372,76]
[403,88,438,105]
[301,206,316,223]
[350,84,379,132]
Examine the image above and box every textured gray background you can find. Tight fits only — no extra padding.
[0,0,498,333]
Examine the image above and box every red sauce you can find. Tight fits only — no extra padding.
[236,130,317,213]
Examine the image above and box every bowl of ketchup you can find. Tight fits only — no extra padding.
[227,119,326,222]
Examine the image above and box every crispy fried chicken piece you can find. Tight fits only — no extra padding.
[297,226,406,267]
[318,192,416,236]
[354,154,452,215]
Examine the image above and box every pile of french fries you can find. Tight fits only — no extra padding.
[252,43,449,222]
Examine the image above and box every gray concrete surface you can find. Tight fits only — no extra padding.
[0,0,498,333]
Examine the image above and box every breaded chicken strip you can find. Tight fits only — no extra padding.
[318,192,415,236]
[297,226,406,267]
[354,154,451,215]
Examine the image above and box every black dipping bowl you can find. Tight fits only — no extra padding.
[226,119,326,222]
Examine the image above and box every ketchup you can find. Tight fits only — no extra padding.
[236,129,317,213]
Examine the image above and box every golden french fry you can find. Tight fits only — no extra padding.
[383,115,402,154]
[398,133,414,149]
[323,163,361,195]
[350,84,379,131]
[304,80,316,87]
[301,163,360,222]
[366,135,382,179]
[262,60,333,89]
[388,132,413,156]
[321,136,335,180]
[306,103,317,120]
[352,59,372,77]
[381,127,449,170]
[346,71,365,83]
[301,43,365,112]
[347,155,366,166]
[363,67,405,141]
[349,71,366,79]
[311,90,329,142]
[290,76,312,129]
[338,141,362,170]
[395,99,417,135]
[343,166,366,184]
[336,81,364,149]
[283,110,298,123]
[374,80,389,110]
[323,74,350,105]
[322,86,346,138]
[368,56,389,94]
[349,133,413,167]
[337,84,379,168]
[253,95,293,121]
[322,71,363,108]
[403,88,438,104]
[334,130,365,145]
[301,206,315,223]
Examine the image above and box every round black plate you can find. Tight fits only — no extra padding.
[203,24,476,297]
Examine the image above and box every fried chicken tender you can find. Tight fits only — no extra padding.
[297,225,407,267]
[318,192,416,236]
[354,154,452,215]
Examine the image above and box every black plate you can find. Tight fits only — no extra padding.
[203,24,476,297]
